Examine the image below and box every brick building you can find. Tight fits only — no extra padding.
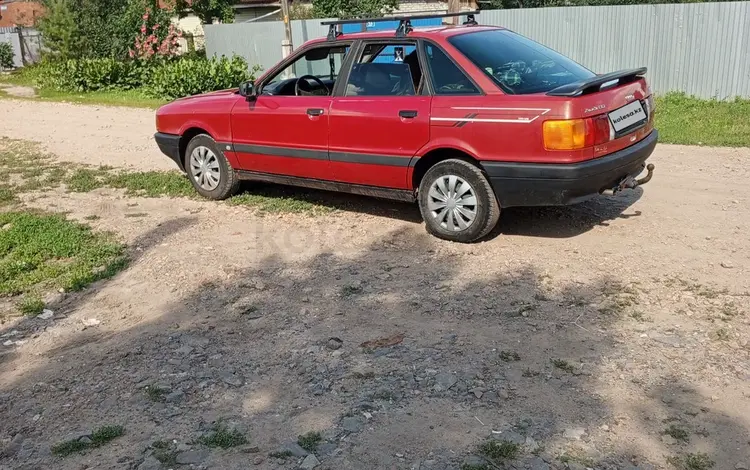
[0,0,44,28]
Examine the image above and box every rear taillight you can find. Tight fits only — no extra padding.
[543,116,611,150]
[543,119,589,150]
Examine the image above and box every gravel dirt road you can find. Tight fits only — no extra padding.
[0,98,748,470]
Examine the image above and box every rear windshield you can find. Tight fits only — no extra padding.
[448,30,595,95]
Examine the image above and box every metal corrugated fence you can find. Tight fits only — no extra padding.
[0,27,42,68]
[207,2,750,99]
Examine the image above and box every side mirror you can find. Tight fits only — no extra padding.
[239,80,257,101]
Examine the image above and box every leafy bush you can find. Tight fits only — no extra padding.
[146,56,258,100]
[37,58,146,92]
[28,53,260,100]
[0,42,14,70]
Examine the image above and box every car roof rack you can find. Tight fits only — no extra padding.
[321,10,479,40]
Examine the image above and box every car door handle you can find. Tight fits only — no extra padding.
[399,110,418,118]
[307,108,324,116]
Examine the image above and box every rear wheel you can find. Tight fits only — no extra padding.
[185,134,239,200]
[418,159,500,243]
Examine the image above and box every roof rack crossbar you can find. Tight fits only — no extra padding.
[321,10,480,39]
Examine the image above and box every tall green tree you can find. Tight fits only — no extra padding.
[312,0,399,19]
[37,0,86,59]
[174,0,234,24]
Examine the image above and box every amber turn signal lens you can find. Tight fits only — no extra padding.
[543,119,589,150]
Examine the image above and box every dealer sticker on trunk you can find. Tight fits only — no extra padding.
[608,100,646,133]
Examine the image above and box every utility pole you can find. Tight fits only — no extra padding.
[280,0,293,59]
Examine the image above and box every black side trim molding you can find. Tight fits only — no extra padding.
[231,143,415,168]
[236,170,416,202]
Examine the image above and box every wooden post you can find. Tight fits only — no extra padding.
[16,26,28,66]
[280,0,293,59]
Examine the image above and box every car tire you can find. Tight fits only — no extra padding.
[184,134,240,200]
[418,158,500,243]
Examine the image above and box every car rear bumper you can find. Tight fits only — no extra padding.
[480,129,658,207]
[154,132,184,171]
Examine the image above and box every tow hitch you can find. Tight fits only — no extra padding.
[601,163,655,196]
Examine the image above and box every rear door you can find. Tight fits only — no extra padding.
[328,40,431,189]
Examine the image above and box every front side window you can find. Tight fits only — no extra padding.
[262,45,349,96]
[344,42,424,96]
[448,30,595,95]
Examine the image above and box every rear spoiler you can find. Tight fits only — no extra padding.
[546,67,647,97]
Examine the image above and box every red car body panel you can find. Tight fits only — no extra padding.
[155,23,657,208]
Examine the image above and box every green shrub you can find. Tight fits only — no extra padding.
[146,56,257,100]
[0,43,14,70]
[36,58,146,92]
[28,54,261,100]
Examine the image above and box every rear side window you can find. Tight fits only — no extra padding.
[423,43,479,95]
[345,42,423,96]
[448,30,595,95]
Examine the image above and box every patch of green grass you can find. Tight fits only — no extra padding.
[0,212,127,301]
[297,431,322,452]
[461,464,488,470]
[663,424,690,442]
[666,452,715,470]
[17,294,44,316]
[151,440,178,466]
[479,440,520,462]
[198,424,248,449]
[551,359,575,373]
[66,168,107,192]
[51,424,124,456]
[499,350,521,362]
[51,438,89,456]
[228,190,333,215]
[269,450,293,459]
[0,185,18,206]
[340,284,362,297]
[558,450,596,467]
[91,425,125,444]
[107,171,195,198]
[655,93,750,147]
[145,385,168,402]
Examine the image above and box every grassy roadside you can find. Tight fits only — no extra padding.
[654,93,750,147]
[0,71,167,109]
[0,137,335,315]
[0,138,334,214]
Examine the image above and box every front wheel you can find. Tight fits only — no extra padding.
[418,159,500,243]
[184,134,240,200]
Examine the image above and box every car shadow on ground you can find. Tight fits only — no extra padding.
[241,182,644,241]
[0,224,746,469]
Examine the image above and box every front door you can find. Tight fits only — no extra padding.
[230,43,351,180]
[328,41,431,189]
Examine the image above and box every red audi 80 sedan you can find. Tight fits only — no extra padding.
[154,12,657,243]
